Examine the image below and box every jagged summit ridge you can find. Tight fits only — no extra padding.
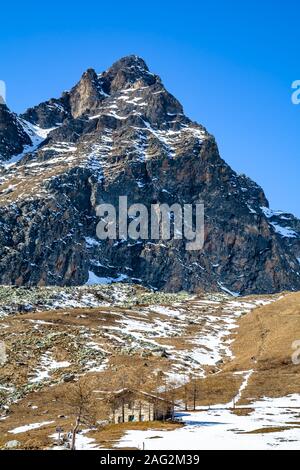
[0,56,299,294]
[20,55,173,127]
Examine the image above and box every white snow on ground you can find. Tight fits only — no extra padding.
[148,306,186,317]
[86,271,128,285]
[91,295,275,380]
[81,294,270,383]
[217,282,240,297]
[117,395,300,450]
[29,352,71,383]
[173,298,269,375]
[230,370,254,407]
[51,430,101,450]
[9,284,143,314]
[49,292,110,310]
[9,421,54,434]
[26,319,55,330]
[5,292,275,390]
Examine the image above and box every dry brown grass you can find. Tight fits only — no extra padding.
[176,372,244,407]
[89,421,183,449]
[223,292,300,404]
[242,426,300,434]
[0,381,76,449]
[231,408,254,417]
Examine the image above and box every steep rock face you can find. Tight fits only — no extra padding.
[0,168,91,286]
[68,68,107,118]
[20,94,71,129]
[0,55,299,294]
[0,105,32,161]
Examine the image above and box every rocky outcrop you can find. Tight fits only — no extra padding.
[0,105,32,161]
[20,94,71,129]
[0,55,299,295]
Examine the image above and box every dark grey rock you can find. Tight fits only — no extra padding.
[0,56,299,295]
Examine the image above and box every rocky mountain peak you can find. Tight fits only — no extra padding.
[0,57,299,294]
[109,54,149,72]
[99,55,158,95]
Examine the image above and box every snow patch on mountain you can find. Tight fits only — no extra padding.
[4,119,57,167]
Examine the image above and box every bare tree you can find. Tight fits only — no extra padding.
[101,363,153,422]
[189,376,199,411]
[163,378,180,420]
[64,379,96,450]
[183,376,189,411]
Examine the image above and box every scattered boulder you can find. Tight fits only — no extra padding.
[4,440,21,449]
[62,373,75,383]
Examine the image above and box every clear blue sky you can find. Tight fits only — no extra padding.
[1,0,299,216]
